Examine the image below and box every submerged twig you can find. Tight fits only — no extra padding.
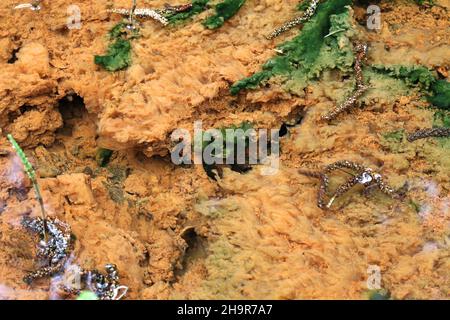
[324,28,345,38]
[22,216,72,284]
[128,0,137,29]
[300,160,400,209]
[7,134,48,241]
[108,8,169,26]
[163,3,193,13]
[322,42,370,121]
[321,85,369,122]
[353,42,367,87]
[266,0,319,40]
[14,1,41,10]
[407,127,450,142]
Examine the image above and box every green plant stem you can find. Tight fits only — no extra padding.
[7,134,48,241]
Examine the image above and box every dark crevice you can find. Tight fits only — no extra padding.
[9,187,28,202]
[285,109,305,128]
[8,104,35,123]
[58,94,86,120]
[64,195,72,205]
[7,47,20,64]
[7,111,20,123]
[229,163,252,174]
[57,94,86,136]
[139,250,150,268]
[175,227,207,278]
[19,105,35,114]
[355,0,381,5]
[279,123,288,137]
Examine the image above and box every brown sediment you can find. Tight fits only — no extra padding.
[0,0,449,300]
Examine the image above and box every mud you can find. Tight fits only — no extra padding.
[0,0,449,299]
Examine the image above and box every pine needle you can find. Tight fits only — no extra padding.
[7,134,48,241]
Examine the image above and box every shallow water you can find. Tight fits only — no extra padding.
[0,0,449,300]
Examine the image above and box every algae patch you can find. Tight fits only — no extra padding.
[164,0,246,29]
[164,0,210,25]
[103,166,128,203]
[230,0,353,95]
[203,0,246,29]
[371,65,450,110]
[197,121,253,180]
[428,80,450,110]
[382,130,406,144]
[96,148,114,167]
[200,121,253,159]
[94,23,135,72]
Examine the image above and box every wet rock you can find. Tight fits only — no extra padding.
[55,173,96,206]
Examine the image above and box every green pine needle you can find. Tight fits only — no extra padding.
[7,134,48,236]
[7,134,36,181]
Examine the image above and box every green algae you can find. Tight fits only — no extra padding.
[230,0,353,95]
[433,110,450,128]
[428,80,450,110]
[371,65,435,89]
[297,0,313,11]
[362,69,413,101]
[96,148,113,167]
[199,121,253,160]
[380,129,410,154]
[164,0,210,25]
[94,23,135,72]
[382,130,406,144]
[198,121,253,179]
[371,65,450,110]
[108,22,131,39]
[203,0,246,29]
[94,39,131,71]
[164,0,246,28]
